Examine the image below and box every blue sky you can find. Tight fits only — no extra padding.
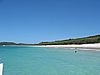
[0,0,100,43]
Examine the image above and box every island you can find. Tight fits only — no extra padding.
[0,35,100,50]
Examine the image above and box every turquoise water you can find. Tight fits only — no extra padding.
[0,46,100,75]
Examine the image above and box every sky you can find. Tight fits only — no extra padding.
[0,0,100,43]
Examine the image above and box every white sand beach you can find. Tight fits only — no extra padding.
[0,63,3,75]
[36,43,100,51]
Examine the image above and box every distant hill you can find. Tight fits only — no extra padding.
[0,42,33,45]
[0,42,16,45]
[39,35,100,45]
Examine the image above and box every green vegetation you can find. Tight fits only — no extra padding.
[39,35,100,45]
[0,35,100,45]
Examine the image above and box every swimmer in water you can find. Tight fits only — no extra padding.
[75,50,77,53]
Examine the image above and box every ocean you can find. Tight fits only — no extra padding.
[0,46,100,75]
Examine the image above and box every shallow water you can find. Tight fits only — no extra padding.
[0,46,100,75]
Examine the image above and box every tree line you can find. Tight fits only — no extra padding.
[39,35,100,45]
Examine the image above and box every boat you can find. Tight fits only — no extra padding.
[0,63,3,75]
[3,45,5,47]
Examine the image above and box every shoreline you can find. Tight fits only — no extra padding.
[0,43,100,51]
[34,43,100,51]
